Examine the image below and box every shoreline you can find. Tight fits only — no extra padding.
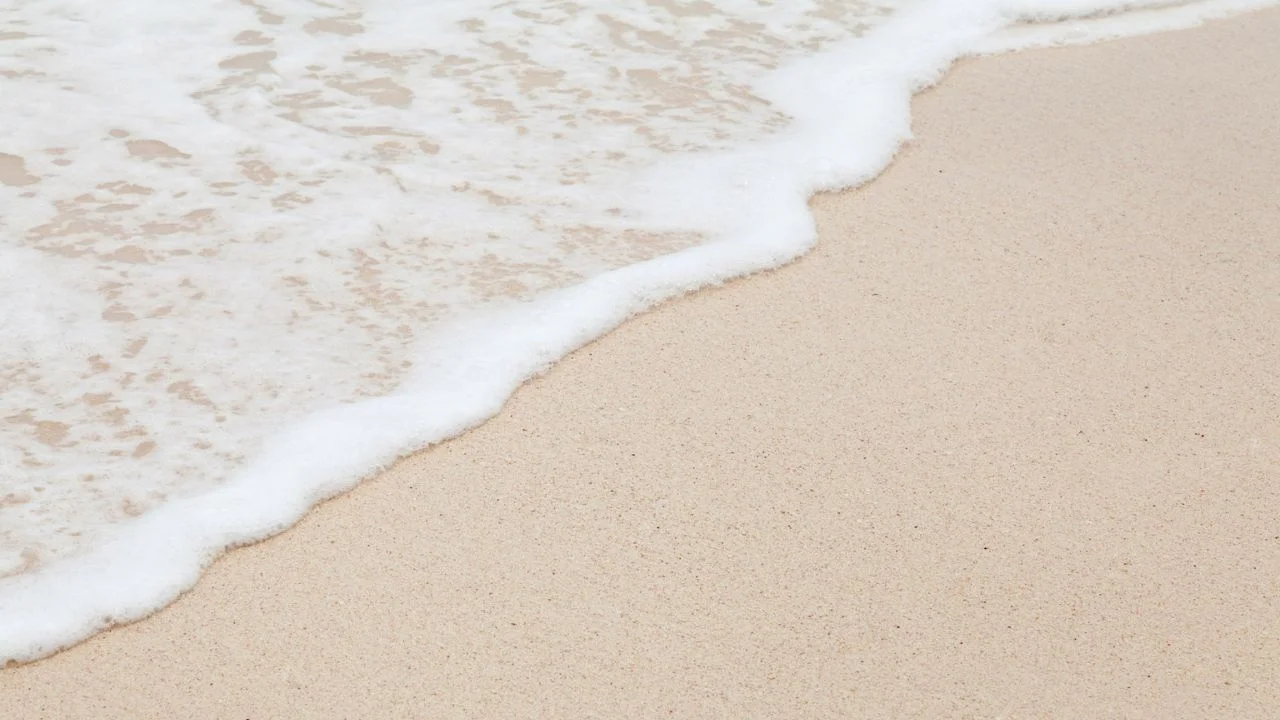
[4,7,1279,718]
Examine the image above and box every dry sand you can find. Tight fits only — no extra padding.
[3,8,1279,719]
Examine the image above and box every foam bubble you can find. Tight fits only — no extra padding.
[1,0,1272,663]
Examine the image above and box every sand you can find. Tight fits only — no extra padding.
[3,8,1279,718]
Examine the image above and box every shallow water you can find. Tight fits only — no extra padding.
[1,0,903,578]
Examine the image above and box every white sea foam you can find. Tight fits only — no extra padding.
[0,0,1271,663]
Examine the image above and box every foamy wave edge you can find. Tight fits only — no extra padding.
[2,0,1273,665]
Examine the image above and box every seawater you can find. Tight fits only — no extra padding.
[0,0,1271,663]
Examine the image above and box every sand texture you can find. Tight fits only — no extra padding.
[3,8,1279,719]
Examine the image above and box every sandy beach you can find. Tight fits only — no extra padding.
[3,7,1279,718]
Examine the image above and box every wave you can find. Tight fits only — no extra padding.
[0,0,1271,664]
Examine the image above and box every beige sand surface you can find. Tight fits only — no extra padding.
[3,8,1279,719]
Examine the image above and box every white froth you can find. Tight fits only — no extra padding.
[0,0,1272,663]
[1,0,901,581]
